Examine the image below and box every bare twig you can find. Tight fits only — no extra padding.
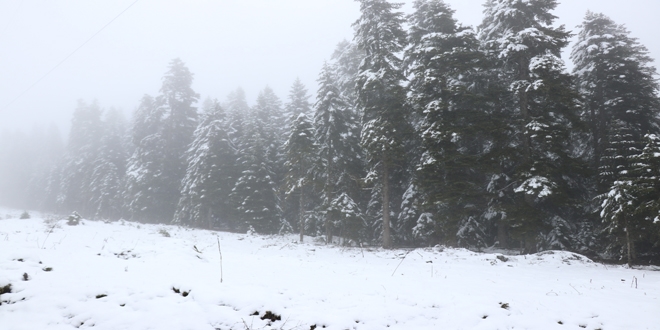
[41,223,56,249]
[391,249,413,276]
[217,237,223,283]
[569,283,582,295]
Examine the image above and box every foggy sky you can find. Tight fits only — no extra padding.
[1,0,658,136]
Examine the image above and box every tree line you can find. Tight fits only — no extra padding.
[3,0,660,266]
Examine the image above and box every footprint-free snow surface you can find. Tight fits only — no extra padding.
[1,213,658,329]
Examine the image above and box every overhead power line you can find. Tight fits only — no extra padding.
[2,0,140,112]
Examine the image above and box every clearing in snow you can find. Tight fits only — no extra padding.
[0,211,658,329]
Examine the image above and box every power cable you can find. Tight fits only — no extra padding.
[2,0,140,112]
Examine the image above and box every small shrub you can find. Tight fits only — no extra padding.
[19,211,30,219]
[67,212,82,226]
[22,273,29,281]
[158,229,171,237]
[0,283,11,295]
[172,287,190,297]
[261,311,282,322]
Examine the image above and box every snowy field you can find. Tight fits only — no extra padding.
[1,211,659,330]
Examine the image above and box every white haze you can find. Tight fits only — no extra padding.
[1,0,658,136]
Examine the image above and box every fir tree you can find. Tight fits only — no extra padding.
[404,0,493,247]
[571,12,660,173]
[313,62,363,243]
[124,95,167,222]
[174,101,239,230]
[478,0,585,252]
[283,113,318,242]
[124,59,199,223]
[88,108,128,220]
[230,113,282,234]
[285,78,312,123]
[58,100,104,216]
[353,0,410,248]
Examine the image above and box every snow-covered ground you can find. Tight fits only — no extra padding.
[1,211,658,330]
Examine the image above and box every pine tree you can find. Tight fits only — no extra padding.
[331,40,365,109]
[478,0,585,252]
[353,0,410,248]
[230,113,282,234]
[88,108,128,220]
[253,87,286,178]
[174,101,239,229]
[313,62,363,243]
[404,0,493,247]
[283,113,318,242]
[58,100,104,216]
[330,192,365,245]
[124,95,167,222]
[124,59,199,223]
[571,12,660,173]
[157,58,200,221]
[285,78,312,123]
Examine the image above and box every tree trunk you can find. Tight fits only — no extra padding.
[519,58,532,164]
[382,162,392,249]
[325,153,334,244]
[497,218,508,249]
[625,220,633,267]
[299,187,305,243]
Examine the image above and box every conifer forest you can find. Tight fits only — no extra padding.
[2,0,660,266]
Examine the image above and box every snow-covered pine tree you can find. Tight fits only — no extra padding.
[313,61,364,243]
[253,87,287,181]
[353,0,411,248]
[281,79,314,229]
[478,0,585,252]
[88,108,128,220]
[330,192,365,245]
[331,40,365,111]
[285,78,312,125]
[156,58,200,222]
[283,113,318,242]
[224,88,250,152]
[57,100,104,216]
[174,100,239,230]
[571,12,660,174]
[404,0,492,247]
[597,122,643,266]
[124,59,199,223]
[229,112,282,234]
[124,95,167,223]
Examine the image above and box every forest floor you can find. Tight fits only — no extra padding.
[1,209,658,329]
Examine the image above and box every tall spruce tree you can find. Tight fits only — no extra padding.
[174,100,238,229]
[404,0,492,247]
[124,95,167,222]
[88,108,128,220]
[58,100,104,216]
[353,0,410,248]
[478,0,585,252]
[572,12,660,261]
[571,12,660,173]
[284,113,318,242]
[230,112,282,234]
[285,78,312,123]
[313,62,364,242]
[124,59,199,223]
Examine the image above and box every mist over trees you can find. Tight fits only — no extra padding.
[2,0,660,266]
